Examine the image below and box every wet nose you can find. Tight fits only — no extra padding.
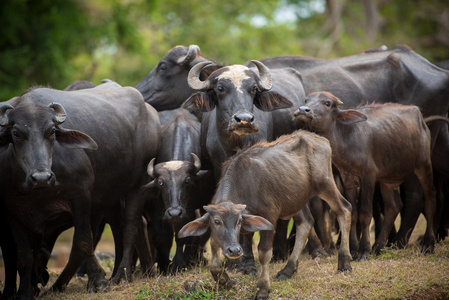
[225,245,243,258]
[30,171,53,188]
[295,106,311,116]
[234,113,255,125]
[167,207,183,219]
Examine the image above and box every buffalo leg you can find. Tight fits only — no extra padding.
[372,183,403,254]
[415,163,436,254]
[317,183,352,272]
[255,229,275,300]
[357,177,376,260]
[276,206,313,281]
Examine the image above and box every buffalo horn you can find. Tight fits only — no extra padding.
[147,158,156,178]
[0,104,14,126]
[191,153,201,173]
[187,61,214,90]
[49,102,67,124]
[177,44,200,66]
[251,60,272,91]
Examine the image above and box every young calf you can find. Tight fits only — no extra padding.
[295,91,438,259]
[179,130,352,300]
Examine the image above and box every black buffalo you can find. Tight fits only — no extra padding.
[0,82,161,298]
[142,111,213,272]
[136,44,221,111]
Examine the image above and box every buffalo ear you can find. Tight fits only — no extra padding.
[241,214,274,232]
[183,92,215,113]
[254,91,293,111]
[336,110,367,125]
[178,213,210,238]
[56,127,98,150]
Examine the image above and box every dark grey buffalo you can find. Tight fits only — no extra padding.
[179,130,352,300]
[0,82,161,298]
[295,91,442,259]
[142,111,213,272]
[136,44,221,111]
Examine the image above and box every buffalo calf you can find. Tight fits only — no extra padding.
[295,91,438,259]
[179,130,352,300]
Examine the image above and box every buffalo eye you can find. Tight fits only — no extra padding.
[157,179,164,187]
[12,130,20,139]
[325,101,331,107]
[159,63,167,71]
[185,176,191,184]
[214,219,221,225]
[251,85,257,94]
[50,128,56,137]
[216,85,224,93]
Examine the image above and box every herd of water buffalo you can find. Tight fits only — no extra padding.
[0,44,448,300]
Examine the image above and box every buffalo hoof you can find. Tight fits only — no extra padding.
[87,277,109,293]
[254,288,269,300]
[337,254,352,273]
[237,265,257,275]
[419,236,435,255]
[275,271,293,281]
[311,247,331,259]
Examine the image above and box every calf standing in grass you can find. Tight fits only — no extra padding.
[179,130,352,300]
[295,92,438,259]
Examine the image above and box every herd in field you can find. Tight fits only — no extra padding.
[0,44,448,300]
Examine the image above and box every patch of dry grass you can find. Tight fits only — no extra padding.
[38,240,449,300]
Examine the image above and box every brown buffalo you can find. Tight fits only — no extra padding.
[295,91,440,259]
[178,130,352,300]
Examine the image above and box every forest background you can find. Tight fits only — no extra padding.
[1,0,448,101]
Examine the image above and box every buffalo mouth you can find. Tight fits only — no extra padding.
[294,110,313,122]
[229,123,259,136]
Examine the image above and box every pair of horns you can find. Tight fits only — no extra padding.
[0,102,66,126]
[187,60,272,91]
[147,153,202,178]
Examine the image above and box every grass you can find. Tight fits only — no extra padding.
[37,241,449,300]
[3,217,449,299]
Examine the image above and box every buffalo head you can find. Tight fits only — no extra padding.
[178,201,273,259]
[0,101,97,189]
[183,60,293,136]
[294,91,367,133]
[136,45,221,111]
[143,153,207,222]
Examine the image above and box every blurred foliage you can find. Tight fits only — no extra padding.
[0,0,448,100]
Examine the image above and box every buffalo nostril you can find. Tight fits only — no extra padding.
[167,207,183,218]
[227,246,242,257]
[234,113,255,125]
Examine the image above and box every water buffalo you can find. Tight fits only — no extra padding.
[0,82,161,298]
[135,44,222,111]
[295,91,442,258]
[179,130,352,300]
[142,111,213,272]
[182,60,307,269]
[262,45,449,250]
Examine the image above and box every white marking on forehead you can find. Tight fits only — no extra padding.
[216,65,251,94]
[162,161,184,171]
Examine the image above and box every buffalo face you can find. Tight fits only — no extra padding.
[0,101,97,189]
[144,153,206,222]
[135,45,203,111]
[184,61,293,137]
[178,201,274,259]
[294,92,367,133]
